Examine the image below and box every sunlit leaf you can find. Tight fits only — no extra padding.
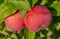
[50,1,60,16]
[56,22,60,30]
[11,34,18,39]
[32,0,38,6]
[28,30,35,39]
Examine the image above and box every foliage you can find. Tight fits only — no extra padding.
[0,0,60,39]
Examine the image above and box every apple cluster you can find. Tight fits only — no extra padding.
[5,5,52,32]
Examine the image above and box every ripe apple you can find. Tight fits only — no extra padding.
[5,11,24,31]
[24,5,52,32]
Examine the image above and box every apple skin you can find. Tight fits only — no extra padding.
[24,5,52,32]
[5,11,24,31]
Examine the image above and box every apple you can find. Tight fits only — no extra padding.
[5,11,24,31]
[24,5,52,32]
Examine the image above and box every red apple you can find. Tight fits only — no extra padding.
[5,11,24,31]
[24,5,52,32]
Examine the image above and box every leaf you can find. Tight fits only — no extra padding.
[0,37,5,39]
[24,28,28,39]
[0,0,30,24]
[47,31,53,36]
[32,0,38,6]
[40,32,45,37]
[46,36,52,39]
[56,22,60,30]
[6,0,30,18]
[0,31,9,36]
[11,34,18,39]
[50,1,60,16]
[22,36,24,39]
[0,0,4,5]
[6,38,11,39]
[0,2,17,24]
[24,28,35,39]
[28,30,35,39]
[3,27,12,32]
[17,30,24,39]
[41,0,48,5]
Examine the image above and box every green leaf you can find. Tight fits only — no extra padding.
[56,22,60,30]
[0,31,9,36]
[32,0,38,6]
[6,0,30,18]
[28,30,35,39]
[40,32,45,37]
[47,36,52,39]
[0,0,4,5]
[0,0,30,24]
[50,1,60,16]
[24,28,28,39]
[0,2,17,24]
[11,34,18,39]
[24,28,35,39]
[3,27,12,32]
[0,37,5,39]
[41,0,48,5]
[6,38,11,39]
[22,36,24,39]
[17,30,24,39]
[47,31,53,36]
